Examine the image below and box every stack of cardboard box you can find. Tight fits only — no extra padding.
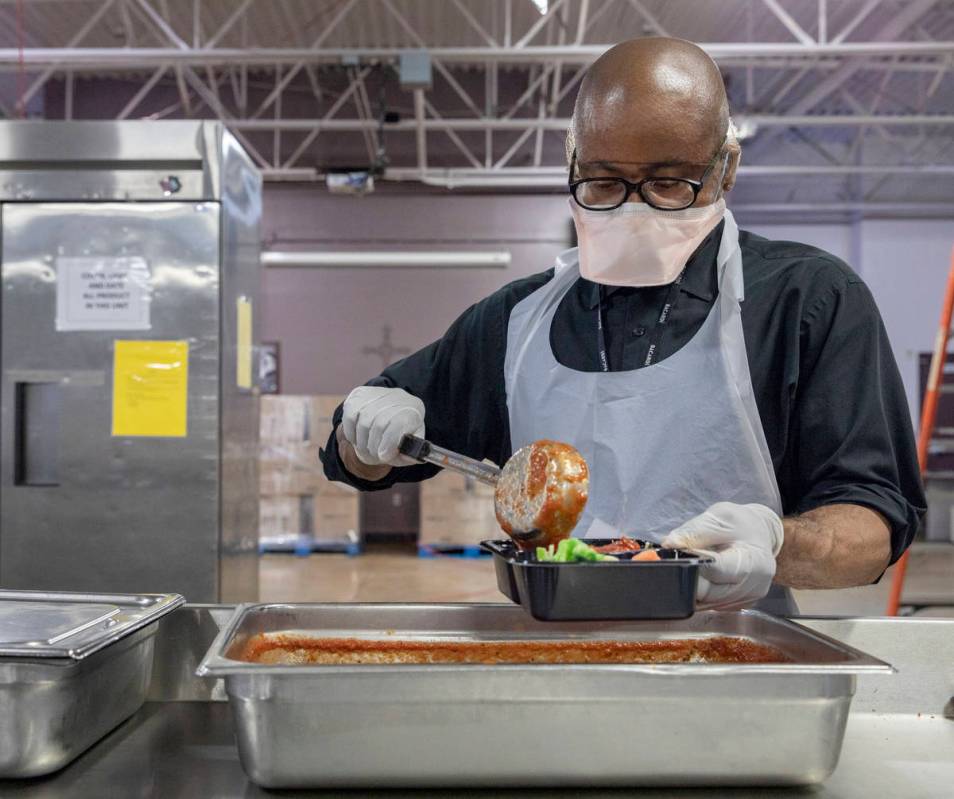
[259,395,359,546]
[260,396,500,550]
[419,468,498,549]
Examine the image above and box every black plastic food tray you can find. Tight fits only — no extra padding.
[481,539,713,621]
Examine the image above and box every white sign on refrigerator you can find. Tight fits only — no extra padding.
[55,256,152,331]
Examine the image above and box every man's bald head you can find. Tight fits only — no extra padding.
[571,38,737,194]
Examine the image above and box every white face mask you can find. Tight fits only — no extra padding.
[569,197,726,287]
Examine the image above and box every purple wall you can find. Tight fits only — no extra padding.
[261,188,573,395]
[859,219,954,417]
[261,185,948,423]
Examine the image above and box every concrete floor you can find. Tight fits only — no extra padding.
[260,542,954,617]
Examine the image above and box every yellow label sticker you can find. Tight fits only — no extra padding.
[112,340,188,437]
[237,296,252,390]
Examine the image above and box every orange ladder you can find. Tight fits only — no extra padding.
[886,245,954,615]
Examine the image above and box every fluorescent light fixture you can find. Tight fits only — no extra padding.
[531,0,548,14]
[262,251,511,268]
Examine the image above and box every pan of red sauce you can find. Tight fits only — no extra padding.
[237,633,788,666]
[196,604,894,790]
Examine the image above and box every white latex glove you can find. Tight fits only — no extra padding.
[661,502,784,610]
[341,386,425,467]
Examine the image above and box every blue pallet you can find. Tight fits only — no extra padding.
[418,544,490,559]
[311,540,362,557]
[259,536,361,557]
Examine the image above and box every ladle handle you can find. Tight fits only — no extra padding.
[399,435,500,487]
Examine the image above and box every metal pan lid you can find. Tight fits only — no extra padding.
[0,590,184,660]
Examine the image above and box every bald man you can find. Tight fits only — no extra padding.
[322,38,924,613]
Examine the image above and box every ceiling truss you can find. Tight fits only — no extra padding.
[0,0,952,206]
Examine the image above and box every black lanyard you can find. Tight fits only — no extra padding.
[596,269,687,372]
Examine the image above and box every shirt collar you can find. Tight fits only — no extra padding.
[581,219,724,310]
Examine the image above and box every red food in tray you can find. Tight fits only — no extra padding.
[237,634,789,666]
[592,536,643,555]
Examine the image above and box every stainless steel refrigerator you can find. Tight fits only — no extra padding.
[0,121,260,601]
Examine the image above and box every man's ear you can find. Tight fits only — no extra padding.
[722,140,741,193]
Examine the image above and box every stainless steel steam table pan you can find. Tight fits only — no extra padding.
[0,589,184,778]
[198,602,893,790]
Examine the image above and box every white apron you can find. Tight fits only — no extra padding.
[504,211,796,614]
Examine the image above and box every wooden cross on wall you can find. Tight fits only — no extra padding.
[363,325,411,369]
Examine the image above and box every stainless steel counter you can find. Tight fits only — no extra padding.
[1,606,951,798]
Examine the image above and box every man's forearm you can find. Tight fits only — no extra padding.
[775,503,892,589]
[335,425,392,483]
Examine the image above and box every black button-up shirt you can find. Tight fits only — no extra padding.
[321,224,926,564]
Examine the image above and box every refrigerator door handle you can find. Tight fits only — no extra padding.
[14,382,62,487]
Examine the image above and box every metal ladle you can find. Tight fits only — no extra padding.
[399,435,589,549]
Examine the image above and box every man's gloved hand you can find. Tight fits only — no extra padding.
[341,386,425,467]
[661,502,784,610]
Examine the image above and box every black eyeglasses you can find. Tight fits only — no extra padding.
[569,143,728,212]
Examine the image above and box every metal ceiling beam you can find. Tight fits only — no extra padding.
[371,163,954,189]
[746,0,941,161]
[625,0,669,37]
[119,0,138,46]
[63,69,73,118]
[204,0,254,49]
[3,0,951,204]
[15,0,117,110]
[413,87,427,175]
[191,0,200,47]
[433,61,484,118]
[762,0,815,44]
[384,164,954,178]
[450,0,498,48]
[492,126,535,169]
[133,0,187,49]
[280,65,372,169]
[423,97,483,169]
[355,68,379,163]
[0,6,43,48]
[514,0,567,48]
[239,0,360,120]
[117,62,168,118]
[6,41,954,69]
[718,58,949,73]
[227,114,954,132]
[258,162,954,187]
[574,0,591,45]
[762,0,814,46]
[831,0,880,45]
[772,0,941,117]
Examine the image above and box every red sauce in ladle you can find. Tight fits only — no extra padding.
[494,440,589,549]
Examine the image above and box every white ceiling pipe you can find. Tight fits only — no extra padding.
[0,115,939,135]
[262,250,511,268]
[259,168,321,181]
[388,165,954,177]
[739,165,954,175]
[731,203,954,213]
[378,164,954,189]
[259,164,954,183]
[3,41,954,67]
[229,114,954,131]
